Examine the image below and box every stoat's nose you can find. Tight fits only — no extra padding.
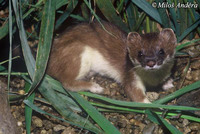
[146,60,156,67]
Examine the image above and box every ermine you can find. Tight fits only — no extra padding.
[47,21,177,103]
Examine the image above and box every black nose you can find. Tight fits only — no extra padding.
[146,60,156,67]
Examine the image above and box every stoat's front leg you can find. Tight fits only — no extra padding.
[124,71,150,103]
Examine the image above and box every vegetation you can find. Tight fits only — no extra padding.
[0,0,200,133]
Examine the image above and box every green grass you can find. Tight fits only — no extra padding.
[0,0,199,133]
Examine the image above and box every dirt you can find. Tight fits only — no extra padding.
[0,78,21,134]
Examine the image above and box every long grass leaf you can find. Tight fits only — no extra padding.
[24,99,100,133]
[38,79,103,133]
[55,0,78,29]
[23,76,102,133]
[146,16,150,32]
[116,0,125,13]
[135,12,146,32]
[93,101,200,122]
[0,65,6,72]
[83,0,117,36]
[145,109,160,124]
[157,115,182,134]
[80,92,200,111]
[70,14,86,21]
[154,80,200,104]
[167,0,179,33]
[24,83,35,134]
[156,0,170,28]
[177,18,200,42]
[179,6,188,35]
[187,1,200,30]
[12,0,35,77]
[146,110,182,134]
[176,38,200,51]
[22,0,44,19]
[125,2,136,31]
[1,0,42,40]
[20,61,101,132]
[131,0,162,24]
[56,0,70,10]
[80,2,90,21]
[69,92,120,134]
[8,0,12,90]
[0,20,9,39]
[95,0,129,32]
[26,0,56,95]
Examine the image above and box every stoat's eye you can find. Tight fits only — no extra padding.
[158,48,165,55]
[138,51,144,58]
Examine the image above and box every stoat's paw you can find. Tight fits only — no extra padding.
[89,83,104,93]
[163,78,174,90]
[142,98,151,103]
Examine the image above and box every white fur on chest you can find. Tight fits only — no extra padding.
[76,46,122,82]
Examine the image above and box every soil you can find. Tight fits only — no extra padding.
[1,40,199,134]
[0,79,21,134]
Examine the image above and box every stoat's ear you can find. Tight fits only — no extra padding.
[127,32,141,44]
[160,28,177,45]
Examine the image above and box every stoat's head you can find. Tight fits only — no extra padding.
[127,28,177,70]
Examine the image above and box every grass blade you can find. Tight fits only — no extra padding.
[55,0,78,29]
[156,115,182,134]
[70,14,86,21]
[146,16,150,32]
[96,104,200,122]
[131,0,162,24]
[125,1,137,31]
[0,20,9,39]
[167,0,179,34]
[12,0,35,77]
[146,110,182,134]
[25,84,35,134]
[24,99,100,133]
[22,0,44,19]
[23,75,103,133]
[27,0,56,95]
[22,74,103,133]
[8,0,13,90]
[135,12,146,32]
[38,79,103,133]
[56,0,70,10]
[177,18,200,42]
[80,92,200,111]
[95,0,129,32]
[154,80,200,104]
[69,92,121,134]
[156,0,170,28]
[145,109,161,124]
[176,38,200,51]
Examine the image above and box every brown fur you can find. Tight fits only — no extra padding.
[47,21,127,91]
[47,21,176,102]
[123,70,146,102]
